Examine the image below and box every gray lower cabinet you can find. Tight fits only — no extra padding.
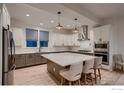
[26,54,35,66]
[15,54,26,68]
[35,54,43,64]
[47,60,64,82]
[35,54,48,64]
[41,56,48,64]
[15,53,47,68]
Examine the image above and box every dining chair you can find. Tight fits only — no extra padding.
[113,54,124,70]
[93,57,102,84]
[82,60,94,85]
[59,62,83,85]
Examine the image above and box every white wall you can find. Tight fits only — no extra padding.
[0,4,2,85]
[107,17,124,56]
[105,17,124,70]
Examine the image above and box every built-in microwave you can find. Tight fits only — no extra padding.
[94,43,108,49]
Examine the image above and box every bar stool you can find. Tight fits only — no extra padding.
[93,57,102,84]
[82,60,94,85]
[60,62,83,85]
[113,54,124,70]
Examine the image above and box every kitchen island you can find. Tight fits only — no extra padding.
[41,52,96,82]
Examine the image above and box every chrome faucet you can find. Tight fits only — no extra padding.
[39,47,41,53]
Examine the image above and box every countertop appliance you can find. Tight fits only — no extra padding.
[94,42,109,65]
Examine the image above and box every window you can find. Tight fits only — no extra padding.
[40,41,48,47]
[40,31,49,47]
[27,40,37,47]
[26,28,38,47]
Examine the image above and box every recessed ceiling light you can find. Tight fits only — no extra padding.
[50,20,54,23]
[66,25,71,27]
[40,23,43,25]
[26,14,30,17]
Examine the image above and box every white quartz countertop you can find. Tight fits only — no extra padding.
[41,53,96,67]
[15,50,94,54]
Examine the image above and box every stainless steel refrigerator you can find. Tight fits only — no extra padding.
[0,5,16,85]
[2,25,16,85]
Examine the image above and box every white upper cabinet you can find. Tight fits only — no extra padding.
[93,25,110,42]
[101,25,110,41]
[12,27,23,47]
[93,28,101,42]
[53,32,80,47]
[2,4,10,27]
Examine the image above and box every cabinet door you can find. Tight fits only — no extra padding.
[68,34,73,46]
[54,33,61,46]
[12,28,23,47]
[6,8,10,25]
[2,5,10,26]
[71,34,75,45]
[35,54,47,64]
[74,33,80,46]
[26,54,35,66]
[93,25,110,42]
[63,34,67,46]
[101,25,109,41]
[2,6,7,27]
[59,34,64,45]
[15,54,26,68]
[41,56,48,64]
[93,28,101,42]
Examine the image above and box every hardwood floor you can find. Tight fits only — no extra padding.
[13,64,124,85]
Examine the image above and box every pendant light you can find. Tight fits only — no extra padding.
[73,18,79,33]
[56,11,63,30]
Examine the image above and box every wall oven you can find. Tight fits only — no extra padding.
[94,42,109,65]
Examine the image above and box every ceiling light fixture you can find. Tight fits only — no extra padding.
[66,25,71,27]
[40,23,43,25]
[26,14,30,17]
[51,20,54,23]
[56,11,63,30]
[73,18,79,33]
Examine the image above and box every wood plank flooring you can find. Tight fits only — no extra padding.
[13,64,124,85]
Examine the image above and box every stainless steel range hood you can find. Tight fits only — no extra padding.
[78,25,90,41]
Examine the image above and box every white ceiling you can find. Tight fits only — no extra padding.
[6,3,124,30]
[6,3,97,30]
[80,3,124,20]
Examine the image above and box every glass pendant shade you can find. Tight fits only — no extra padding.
[56,11,63,30]
[73,18,79,33]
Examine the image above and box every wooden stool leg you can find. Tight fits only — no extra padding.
[78,80,81,85]
[94,69,97,84]
[98,69,101,80]
[84,74,87,85]
[91,76,94,85]
[69,81,72,85]
[61,77,64,85]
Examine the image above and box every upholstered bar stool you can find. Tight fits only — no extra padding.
[82,60,94,85]
[93,57,102,84]
[59,62,83,85]
[113,54,124,70]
